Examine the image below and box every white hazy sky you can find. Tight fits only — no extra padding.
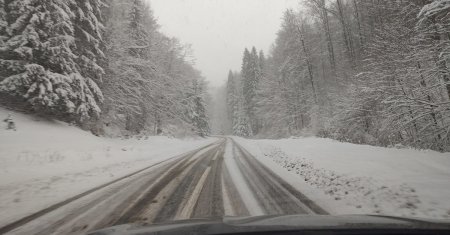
[147,0,300,87]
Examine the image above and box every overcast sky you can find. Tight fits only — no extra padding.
[147,0,300,87]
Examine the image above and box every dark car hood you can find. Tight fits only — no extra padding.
[89,214,450,235]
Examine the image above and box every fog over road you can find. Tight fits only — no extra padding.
[3,138,326,235]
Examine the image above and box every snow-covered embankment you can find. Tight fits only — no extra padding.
[233,136,450,219]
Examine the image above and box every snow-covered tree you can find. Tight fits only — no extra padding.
[233,100,252,137]
[71,0,106,85]
[226,1,450,151]
[241,47,263,135]
[226,71,238,129]
[101,0,210,136]
[0,0,103,122]
[418,0,450,100]
[0,0,6,45]
[101,0,157,133]
[226,69,252,137]
[186,79,210,137]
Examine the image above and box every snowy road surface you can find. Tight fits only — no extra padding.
[1,138,326,235]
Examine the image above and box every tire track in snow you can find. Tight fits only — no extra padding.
[192,143,225,218]
[3,140,222,235]
[231,138,328,215]
[5,137,326,235]
[147,145,222,223]
[223,138,265,215]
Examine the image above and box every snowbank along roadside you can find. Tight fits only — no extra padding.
[233,136,450,220]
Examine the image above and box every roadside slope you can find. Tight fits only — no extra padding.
[233,136,450,219]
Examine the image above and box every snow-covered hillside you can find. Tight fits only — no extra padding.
[234,136,450,219]
[0,107,215,225]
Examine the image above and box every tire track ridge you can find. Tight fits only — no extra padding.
[232,139,328,215]
[152,142,225,222]
[192,142,225,218]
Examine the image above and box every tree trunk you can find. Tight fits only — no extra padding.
[353,0,364,54]
[320,0,336,72]
[336,0,355,64]
[417,61,443,148]
[295,21,318,104]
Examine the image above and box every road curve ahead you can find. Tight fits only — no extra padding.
[3,137,326,235]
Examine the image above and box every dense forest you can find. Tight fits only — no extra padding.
[2,0,450,151]
[226,0,450,151]
[0,0,210,137]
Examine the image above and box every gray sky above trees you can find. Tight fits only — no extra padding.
[148,0,300,87]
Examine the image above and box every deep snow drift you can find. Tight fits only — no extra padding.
[233,136,450,220]
[0,107,215,226]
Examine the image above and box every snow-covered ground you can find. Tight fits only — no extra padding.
[233,136,450,220]
[0,107,215,226]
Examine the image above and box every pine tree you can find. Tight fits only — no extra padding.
[241,46,261,135]
[0,0,7,82]
[71,0,106,85]
[189,79,210,137]
[0,0,103,122]
[102,0,159,133]
[253,50,266,132]
[226,70,237,129]
[127,0,158,58]
[258,50,265,74]
[233,100,252,137]
[0,0,6,45]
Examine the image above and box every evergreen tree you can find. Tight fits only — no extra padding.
[71,0,106,85]
[241,46,261,135]
[252,50,266,133]
[127,0,150,57]
[226,70,237,130]
[258,50,265,75]
[0,0,6,45]
[102,0,159,133]
[189,79,210,137]
[233,100,252,137]
[0,0,103,122]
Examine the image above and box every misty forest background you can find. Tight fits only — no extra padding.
[1,0,450,152]
[224,0,450,152]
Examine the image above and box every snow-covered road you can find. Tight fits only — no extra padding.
[2,108,449,235]
[2,138,325,235]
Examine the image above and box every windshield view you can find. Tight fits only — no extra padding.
[0,0,450,234]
